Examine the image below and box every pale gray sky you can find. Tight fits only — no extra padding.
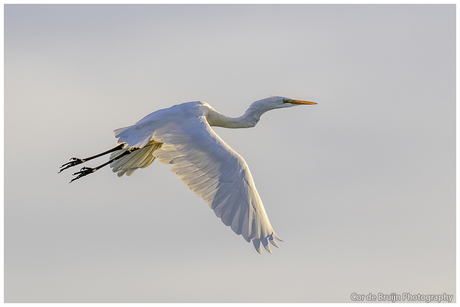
[5,4,455,303]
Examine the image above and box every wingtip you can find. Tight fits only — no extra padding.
[253,239,262,254]
[264,244,272,254]
[269,237,280,248]
[273,233,284,242]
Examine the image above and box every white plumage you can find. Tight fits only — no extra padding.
[60,96,317,254]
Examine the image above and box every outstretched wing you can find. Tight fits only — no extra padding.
[113,103,282,253]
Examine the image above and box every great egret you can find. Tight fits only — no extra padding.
[59,96,317,253]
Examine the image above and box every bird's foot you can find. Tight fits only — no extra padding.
[59,157,86,173]
[70,167,95,183]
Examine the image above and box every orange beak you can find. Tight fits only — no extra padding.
[290,99,317,105]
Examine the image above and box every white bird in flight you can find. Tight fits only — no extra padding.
[59,96,317,254]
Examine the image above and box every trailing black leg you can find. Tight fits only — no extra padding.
[69,148,137,183]
[59,143,125,173]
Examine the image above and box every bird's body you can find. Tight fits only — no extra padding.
[60,96,317,253]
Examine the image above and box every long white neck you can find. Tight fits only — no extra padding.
[206,101,275,128]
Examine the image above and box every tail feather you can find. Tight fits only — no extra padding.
[110,141,163,177]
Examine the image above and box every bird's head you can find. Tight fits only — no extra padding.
[253,96,317,112]
[209,96,317,128]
